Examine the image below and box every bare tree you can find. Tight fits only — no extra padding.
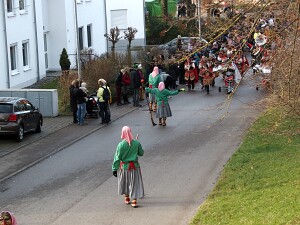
[124,27,138,49]
[104,26,122,50]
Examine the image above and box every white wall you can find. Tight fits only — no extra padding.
[105,0,146,48]
[0,1,9,89]
[4,0,41,88]
[46,0,107,70]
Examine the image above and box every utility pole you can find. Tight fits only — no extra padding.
[197,0,201,38]
[73,0,81,80]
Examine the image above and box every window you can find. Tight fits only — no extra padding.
[7,0,13,13]
[87,24,92,47]
[22,41,29,67]
[111,10,128,29]
[19,0,25,10]
[79,27,83,50]
[10,44,18,71]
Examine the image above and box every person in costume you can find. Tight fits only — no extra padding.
[235,51,249,76]
[137,64,145,100]
[184,57,196,90]
[0,211,18,225]
[112,126,144,208]
[148,66,161,112]
[202,69,214,95]
[145,82,182,126]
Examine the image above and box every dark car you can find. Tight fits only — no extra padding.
[158,37,208,55]
[0,97,43,142]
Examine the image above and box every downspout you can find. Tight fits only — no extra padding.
[104,0,108,53]
[143,0,146,46]
[2,1,11,88]
[32,0,40,81]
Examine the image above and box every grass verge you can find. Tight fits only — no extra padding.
[190,108,300,225]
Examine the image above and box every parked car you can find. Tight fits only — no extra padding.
[0,97,43,142]
[158,37,208,55]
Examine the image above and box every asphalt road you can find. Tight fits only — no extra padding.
[0,74,265,225]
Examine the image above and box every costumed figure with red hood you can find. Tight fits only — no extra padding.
[184,57,197,90]
[0,211,18,225]
[202,69,214,95]
[235,50,249,76]
[112,126,144,208]
[198,56,209,89]
[147,66,161,112]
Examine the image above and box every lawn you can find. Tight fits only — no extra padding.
[190,108,300,225]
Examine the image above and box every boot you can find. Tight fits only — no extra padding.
[162,117,166,126]
[153,102,157,112]
[159,118,162,125]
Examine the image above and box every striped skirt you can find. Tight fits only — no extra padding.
[149,93,156,103]
[118,167,144,199]
[156,103,172,118]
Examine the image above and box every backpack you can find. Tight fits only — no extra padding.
[101,86,110,102]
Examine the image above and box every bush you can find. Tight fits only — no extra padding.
[59,48,71,71]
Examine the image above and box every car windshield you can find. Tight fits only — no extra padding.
[0,104,13,113]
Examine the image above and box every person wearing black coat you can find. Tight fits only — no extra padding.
[130,65,142,107]
[69,79,78,123]
[73,80,87,125]
[115,70,123,106]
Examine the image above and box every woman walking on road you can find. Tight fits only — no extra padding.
[148,66,161,112]
[112,126,144,208]
[145,82,182,126]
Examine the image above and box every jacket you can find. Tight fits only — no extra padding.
[130,69,142,89]
[97,85,111,103]
[73,87,87,104]
[112,139,144,171]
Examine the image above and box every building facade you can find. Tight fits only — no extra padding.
[0,0,145,89]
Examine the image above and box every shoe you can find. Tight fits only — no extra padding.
[100,121,105,124]
[117,103,123,106]
[135,104,142,107]
[131,200,137,208]
[125,196,130,205]
[80,122,88,126]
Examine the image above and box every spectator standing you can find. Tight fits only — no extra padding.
[69,79,78,124]
[73,80,87,125]
[97,79,111,124]
[121,67,131,105]
[115,69,123,106]
[130,64,142,107]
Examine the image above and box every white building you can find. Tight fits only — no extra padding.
[0,0,145,89]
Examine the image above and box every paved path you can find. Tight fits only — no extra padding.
[0,99,145,182]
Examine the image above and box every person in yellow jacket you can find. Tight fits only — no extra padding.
[97,79,111,124]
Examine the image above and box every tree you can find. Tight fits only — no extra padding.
[124,27,138,49]
[104,27,122,50]
[59,48,71,71]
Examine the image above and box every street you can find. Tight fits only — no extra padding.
[0,75,265,225]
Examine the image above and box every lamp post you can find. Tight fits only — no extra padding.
[197,0,201,38]
[73,0,81,80]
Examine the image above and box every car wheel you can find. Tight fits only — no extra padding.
[16,125,24,142]
[35,120,41,133]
